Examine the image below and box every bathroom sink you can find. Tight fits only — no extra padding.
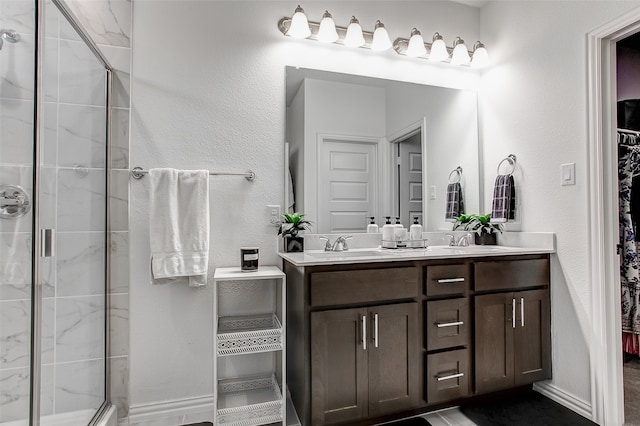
[430,245,510,251]
[305,250,384,258]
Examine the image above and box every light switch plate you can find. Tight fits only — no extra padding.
[429,186,436,200]
[267,204,281,226]
[561,163,576,186]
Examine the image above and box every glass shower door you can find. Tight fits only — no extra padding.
[0,0,36,423]
[38,0,108,423]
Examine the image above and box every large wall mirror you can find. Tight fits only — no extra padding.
[285,67,481,234]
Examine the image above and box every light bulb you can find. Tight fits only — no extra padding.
[451,37,471,65]
[371,20,392,51]
[471,41,489,68]
[429,32,449,62]
[344,16,365,48]
[288,5,311,39]
[317,10,338,43]
[406,28,426,57]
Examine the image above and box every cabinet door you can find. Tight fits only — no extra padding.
[368,303,420,416]
[311,308,368,425]
[514,289,551,385]
[475,293,515,394]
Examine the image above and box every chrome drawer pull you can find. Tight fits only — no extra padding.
[362,315,367,351]
[512,298,516,329]
[436,372,464,382]
[374,313,379,348]
[521,297,525,327]
[437,278,465,283]
[436,321,464,328]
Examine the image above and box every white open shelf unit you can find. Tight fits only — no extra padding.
[213,266,287,426]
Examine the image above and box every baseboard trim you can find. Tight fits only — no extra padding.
[533,382,592,420]
[126,394,214,424]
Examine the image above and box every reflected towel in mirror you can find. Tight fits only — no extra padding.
[445,182,464,222]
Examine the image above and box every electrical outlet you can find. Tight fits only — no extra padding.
[267,204,281,226]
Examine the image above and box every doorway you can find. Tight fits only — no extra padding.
[587,8,640,426]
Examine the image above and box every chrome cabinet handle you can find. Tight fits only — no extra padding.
[512,298,516,329]
[521,297,525,327]
[374,313,379,348]
[437,278,465,283]
[436,321,464,328]
[436,372,464,382]
[362,315,367,350]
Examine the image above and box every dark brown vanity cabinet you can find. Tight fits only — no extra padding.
[285,262,421,426]
[474,258,551,394]
[311,303,419,425]
[284,253,552,425]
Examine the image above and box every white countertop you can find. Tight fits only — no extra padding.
[278,245,555,267]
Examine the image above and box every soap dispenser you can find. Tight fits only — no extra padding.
[382,217,395,241]
[367,217,379,233]
[410,216,423,240]
[394,216,406,241]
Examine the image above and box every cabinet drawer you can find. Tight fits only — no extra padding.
[310,267,418,307]
[474,258,550,292]
[426,264,470,297]
[426,298,469,351]
[426,348,470,404]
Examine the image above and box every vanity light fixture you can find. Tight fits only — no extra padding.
[278,9,391,52]
[450,36,471,65]
[471,41,489,68]
[344,16,365,48]
[287,5,311,39]
[428,32,448,62]
[405,28,427,57]
[277,6,489,67]
[317,10,339,43]
[371,20,392,51]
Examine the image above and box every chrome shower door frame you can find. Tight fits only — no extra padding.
[30,0,113,424]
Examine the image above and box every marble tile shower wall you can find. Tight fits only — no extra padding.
[0,0,131,422]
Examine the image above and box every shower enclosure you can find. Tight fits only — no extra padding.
[1,0,112,424]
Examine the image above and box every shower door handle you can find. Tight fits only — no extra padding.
[40,229,55,258]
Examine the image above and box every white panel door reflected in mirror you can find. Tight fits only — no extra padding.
[285,67,481,234]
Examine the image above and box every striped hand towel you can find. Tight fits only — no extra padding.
[445,182,465,222]
[491,174,516,223]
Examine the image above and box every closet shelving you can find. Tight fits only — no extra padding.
[213,266,287,426]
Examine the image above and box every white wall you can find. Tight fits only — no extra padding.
[480,0,640,409]
[130,0,481,408]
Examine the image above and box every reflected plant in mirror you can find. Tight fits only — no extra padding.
[285,67,481,234]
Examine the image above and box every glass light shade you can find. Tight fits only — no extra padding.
[371,21,392,51]
[288,5,311,39]
[317,11,339,43]
[344,17,365,47]
[451,38,471,65]
[471,43,489,68]
[429,35,448,62]
[406,28,426,57]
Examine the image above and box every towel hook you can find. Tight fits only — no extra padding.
[497,154,517,175]
[448,166,463,183]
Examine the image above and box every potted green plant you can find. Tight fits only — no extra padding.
[278,212,311,252]
[453,213,503,245]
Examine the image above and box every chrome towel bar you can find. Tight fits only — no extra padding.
[130,167,256,182]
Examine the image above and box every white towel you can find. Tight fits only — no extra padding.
[149,168,210,287]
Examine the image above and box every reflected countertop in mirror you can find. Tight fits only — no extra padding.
[285,67,481,234]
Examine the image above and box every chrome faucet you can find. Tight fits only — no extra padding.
[319,235,353,252]
[445,233,472,247]
[456,233,472,247]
